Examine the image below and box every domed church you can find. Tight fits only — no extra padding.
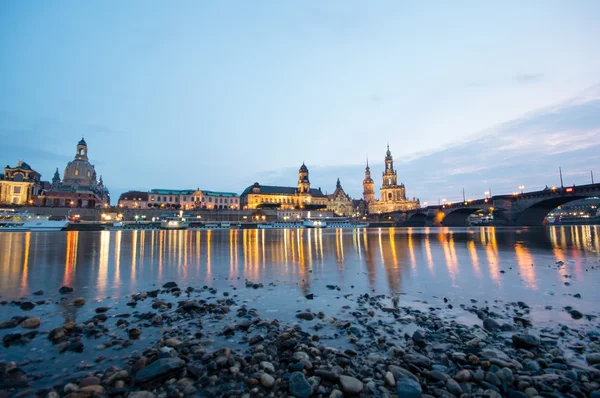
[36,138,110,208]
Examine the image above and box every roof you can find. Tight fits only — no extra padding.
[200,190,238,198]
[150,189,196,195]
[78,137,87,145]
[241,184,325,197]
[119,191,149,201]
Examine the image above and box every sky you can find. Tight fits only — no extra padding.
[1,1,599,204]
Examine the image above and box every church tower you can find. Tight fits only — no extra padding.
[298,162,310,194]
[382,144,397,187]
[363,159,375,202]
[52,168,61,188]
[380,145,406,203]
[75,137,88,161]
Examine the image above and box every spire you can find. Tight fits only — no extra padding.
[336,177,341,188]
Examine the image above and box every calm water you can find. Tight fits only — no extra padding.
[1,226,599,318]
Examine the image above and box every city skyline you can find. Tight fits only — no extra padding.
[1,1,599,204]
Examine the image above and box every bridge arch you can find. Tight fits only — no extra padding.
[403,212,427,227]
[515,195,595,226]
[441,207,483,226]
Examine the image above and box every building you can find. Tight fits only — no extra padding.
[241,163,328,210]
[35,138,110,207]
[364,145,420,214]
[327,178,353,216]
[0,160,42,205]
[277,209,334,220]
[146,189,240,210]
[118,191,150,209]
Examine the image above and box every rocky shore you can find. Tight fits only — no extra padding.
[1,281,600,398]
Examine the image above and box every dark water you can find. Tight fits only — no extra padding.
[1,226,600,386]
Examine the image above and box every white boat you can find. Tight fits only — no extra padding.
[160,217,188,230]
[326,219,370,229]
[258,221,304,229]
[195,222,239,229]
[303,219,327,228]
[0,213,68,232]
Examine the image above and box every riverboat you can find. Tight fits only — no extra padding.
[303,219,327,228]
[325,219,369,229]
[257,221,304,229]
[0,212,69,232]
[160,217,188,230]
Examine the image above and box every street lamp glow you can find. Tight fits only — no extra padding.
[519,185,525,194]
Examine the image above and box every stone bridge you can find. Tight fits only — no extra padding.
[384,183,600,227]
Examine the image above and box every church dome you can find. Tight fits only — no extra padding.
[299,163,308,172]
[78,137,87,146]
[63,159,96,186]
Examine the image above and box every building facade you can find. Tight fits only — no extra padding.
[118,191,150,209]
[241,163,328,210]
[146,189,240,210]
[0,161,42,205]
[364,145,420,214]
[327,178,353,216]
[36,138,110,207]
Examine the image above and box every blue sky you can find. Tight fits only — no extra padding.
[1,1,599,203]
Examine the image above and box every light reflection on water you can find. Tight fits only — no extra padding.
[0,226,599,314]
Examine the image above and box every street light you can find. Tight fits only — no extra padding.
[519,185,524,194]
[484,191,490,198]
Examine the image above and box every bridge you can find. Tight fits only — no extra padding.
[383,183,600,227]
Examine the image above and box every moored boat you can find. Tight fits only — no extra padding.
[160,217,188,230]
[0,212,68,232]
[303,219,327,228]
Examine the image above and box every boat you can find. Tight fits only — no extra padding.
[189,221,239,229]
[303,219,327,228]
[258,221,304,229]
[0,212,68,232]
[160,217,188,230]
[325,219,369,229]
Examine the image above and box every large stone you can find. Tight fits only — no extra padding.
[162,281,178,288]
[59,286,74,294]
[388,365,418,382]
[483,318,501,332]
[396,378,422,398]
[404,353,432,368]
[295,312,314,321]
[586,353,600,365]
[129,392,156,398]
[80,385,105,395]
[512,334,540,349]
[260,373,275,388]
[339,375,363,394]
[289,371,312,398]
[135,358,185,384]
[72,297,86,307]
[19,317,40,329]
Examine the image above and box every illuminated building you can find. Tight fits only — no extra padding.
[0,160,42,205]
[118,191,150,209]
[240,163,327,210]
[327,178,353,216]
[35,138,110,207]
[146,189,239,210]
[364,145,420,213]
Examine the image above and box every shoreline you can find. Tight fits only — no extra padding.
[1,281,600,397]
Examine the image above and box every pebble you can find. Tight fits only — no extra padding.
[260,373,275,388]
[396,378,422,398]
[512,333,540,349]
[339,375,363,394]
[19,317,40,329]
[295,312,314,321]
[289,371,312,397]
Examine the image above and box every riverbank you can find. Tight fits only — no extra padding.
[1,279,600,397]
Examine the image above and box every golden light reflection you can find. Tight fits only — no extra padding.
[98,230,110,295]
[514,242,537,290]
[468,240,482,279]
[114,230,122,285]
[207,230,212,279]
[484,227,500,285]
[389,228,398,269]
[424,228,435,275]
[20,232,31,295]
[131,230,138,283]
[439,231,456,285]
[407,228,416,270]
[63,231,79,286]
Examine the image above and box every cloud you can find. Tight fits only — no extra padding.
[514,73,544,84]
[253,83,600,203]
